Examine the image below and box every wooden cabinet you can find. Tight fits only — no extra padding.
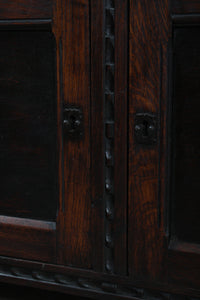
[0,1,199,299]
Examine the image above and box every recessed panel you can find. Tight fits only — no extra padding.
[171,26,200,243]
[0,30,57,221]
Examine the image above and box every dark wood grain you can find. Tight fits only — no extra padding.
[53,0,92,268]
[0,0,52,19]
[90,0,104,272]
[52,0,65,266]
[114,0,128,275]
[0,0,200,299]
[0,256,200,300]
[129,0,169,280]
[0,217,56,262]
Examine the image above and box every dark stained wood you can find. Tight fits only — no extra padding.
[104,0,115,274]
[114,0,128,275]
[0,0,52,19]
[0,255,200,300]
[129,0,200,293]
[53,0,92,268]
[0,217,56,262]
[128,0,169,280]
[52,0,65,266]
[0,19,52,29]
[171,26,200,244]
[0,28,57,221]
[168,249,200,290]
[172,0,200,14]
[90,0,104,272]
[166,12,200,291]
[0,0,200,299]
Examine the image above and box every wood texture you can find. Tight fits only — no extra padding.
[0,0,52,19]
[0,0,200,299]
[0,218,56,262]
[0,256,200,300]
[53,0,92,268]
[90,0,104,272]
[0,16,57,264]
[129,0,169,280]
[114,0,128,275]
[129,0,200,293]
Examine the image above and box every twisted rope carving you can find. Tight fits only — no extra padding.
[104,0,115,274]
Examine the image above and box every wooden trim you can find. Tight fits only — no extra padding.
[0,256,199,300]
[53,0,92,268]
[0,1,52,20]
[0,19,52,29]
[172,0,200,14]
[172,14,200,25]
[104,0,115,274]
[90,0,104,272]
[169,239,200,255]
[128,0,169,280]
[0,222,56,263]
[114,0,128,276]
[0,216,56,231]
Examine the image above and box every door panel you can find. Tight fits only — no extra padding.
[168,10,200,289]
[171,25,200,245]
[129,0,200,292]
[0,0,128,274]
[54,0,92,268]
[0,15,57,262]
[0,28,57,222]
[128,0,169,280]
[0,0,200,298]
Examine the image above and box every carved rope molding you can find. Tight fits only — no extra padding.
[104,0,115,274]
[0,264,199,300]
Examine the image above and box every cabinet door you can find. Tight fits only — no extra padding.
[0,2,58,262]
[129,0,200,294]
[0,0,128,273]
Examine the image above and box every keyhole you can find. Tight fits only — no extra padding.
[142,120,149,137]
[63,107,83,139]
[69,114,76,129]
[134,113,157,144]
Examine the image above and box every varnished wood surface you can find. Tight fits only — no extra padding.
[0,0,52,19]
[129,0,169,280]
[0,0,199,298]
[114,0,128,275]
[0,220,56,262]
[53,0,92,268]
[90,0,104,272]
[172,0,200,13]
[129,0,200,293]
